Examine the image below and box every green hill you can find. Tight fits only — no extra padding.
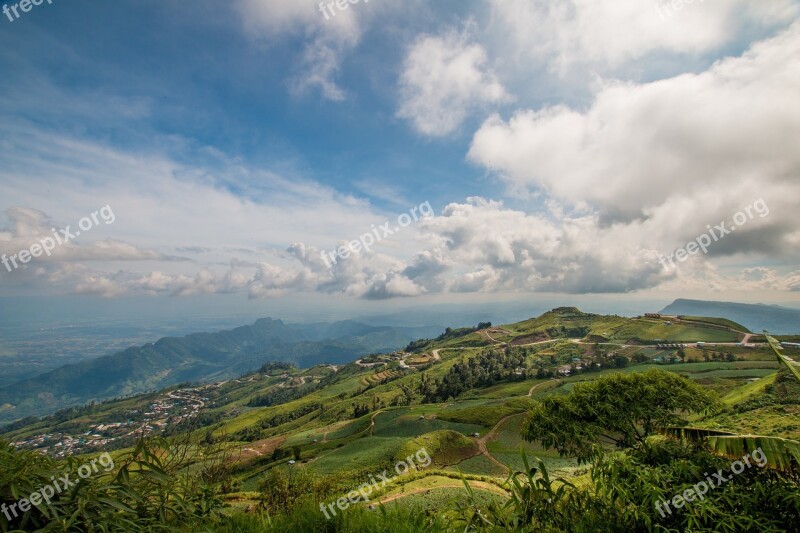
[0,319,442,423]
[2,307,799,532]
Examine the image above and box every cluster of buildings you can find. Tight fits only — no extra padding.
[557,358,593,376]
[12,387,210,457]
[356,351,424,370]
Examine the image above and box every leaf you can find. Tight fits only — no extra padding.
[660,426,737,444]
[95,497,137,514]
[707,435,800,472]
[764,331,800,383]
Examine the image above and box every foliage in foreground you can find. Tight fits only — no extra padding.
[1,437,229,532]
[211,439,800,533]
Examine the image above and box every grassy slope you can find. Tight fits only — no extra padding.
[678,316,751,333]
[4,308,797,514]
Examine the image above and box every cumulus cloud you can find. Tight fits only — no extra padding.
[397,29,511,136]
[487,0,798,72]
[469,23,800,259]
[418,197,668,294]
[6,196,798,299]
[0,207,176,266]
[4,17,798,301]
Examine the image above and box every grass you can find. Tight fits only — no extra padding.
[372,410,486,438]
[477,379,549,399]
[307,436,408,476]
[685,368,777,380]
[329,415,373,439]
[445,454,507,476]
[376,484,504,513]
[722,373,778,406]
[703,404,800,440]
[484,413,580,475]
[437,402,530,426]
[396,430,479,467]
[609,319,741,342]
[678,316,750,333]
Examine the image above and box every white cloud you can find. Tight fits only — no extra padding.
[469,22,800,260]
[4,192,798,299]
[235,0,363,101]
[486,0,799,72]
[0,207,175,265]
[0,119,439,299]
[397,29,511,136]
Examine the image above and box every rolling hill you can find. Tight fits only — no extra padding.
[0,318,442,423]
[3,306,799,531]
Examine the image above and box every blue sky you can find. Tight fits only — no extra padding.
[1,0,799,322]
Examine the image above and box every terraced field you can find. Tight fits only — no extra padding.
[485,413,580,474]
[360,370,403,386]
[372,408,487,438]
[374,476,507,511]
[7,306,797,530]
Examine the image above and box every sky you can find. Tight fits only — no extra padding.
[0,0,799,324]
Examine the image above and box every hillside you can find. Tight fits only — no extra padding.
[660,298,800,334]
[3,306,799,532]
[0,319,442,423]
[5,306,794,452]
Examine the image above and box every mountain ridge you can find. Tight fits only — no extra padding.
[0,318,442,423]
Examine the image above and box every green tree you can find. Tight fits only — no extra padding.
[523,369,718,462]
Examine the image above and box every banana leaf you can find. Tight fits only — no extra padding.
[708,434,800,472]
[764,330,800,383]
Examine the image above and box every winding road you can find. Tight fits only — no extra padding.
[528,379,560,398]
[475,414,518,473]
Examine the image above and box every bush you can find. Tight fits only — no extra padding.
[0,436,227,532]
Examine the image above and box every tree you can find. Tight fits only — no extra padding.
[523,369,718,462]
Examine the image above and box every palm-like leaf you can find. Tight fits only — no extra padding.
[662,334,800,471]
[707,435,800,472]
[660,427,737,444]
[764,330,800,383]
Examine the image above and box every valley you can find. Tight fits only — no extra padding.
[3,305,797,526]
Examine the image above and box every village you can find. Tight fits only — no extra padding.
[11,386,210,457]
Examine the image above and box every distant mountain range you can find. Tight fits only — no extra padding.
[660,299,800,335]
[4,298,797,424]
[0,318,443,423]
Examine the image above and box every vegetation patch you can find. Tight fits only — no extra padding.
[397,430,479,467]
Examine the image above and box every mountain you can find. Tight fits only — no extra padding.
[4,308,797,501]
[0,318,442,423]
[3,306,798,532]
[660,299,800,334]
